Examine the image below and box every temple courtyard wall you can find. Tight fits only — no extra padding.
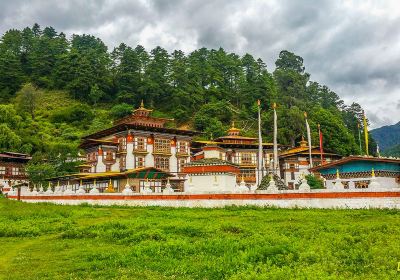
[8,189,400,209]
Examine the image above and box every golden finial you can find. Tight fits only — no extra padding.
[371,168,375,177]
[231,121,235,128]
[336,169,340,179]
[106,178,114,193]
[140,99,144,108]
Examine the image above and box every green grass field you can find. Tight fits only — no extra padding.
[0,198,399,280]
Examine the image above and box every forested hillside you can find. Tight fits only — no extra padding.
[0,24,377,175]
[370,122,400,153]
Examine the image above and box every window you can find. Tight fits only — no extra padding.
[135,137,147,151]
[178,158,187,172]
[120,156,126,170]
[105,151,114,161]
[239,169,256,182]
[291,172,295,180]
[136,156,145,168]
[118,137,127,152]
[88,152,97,161]
[155,157,169,171]
[0,166,5,175]
[241,153,255,165]
[106,165,111,172]
[154,138,171,154]
[11,167,19,176]
[177,141,188,154]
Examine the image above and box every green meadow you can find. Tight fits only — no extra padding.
[0,198,399,280]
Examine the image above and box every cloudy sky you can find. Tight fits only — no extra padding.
[1,0,399,128]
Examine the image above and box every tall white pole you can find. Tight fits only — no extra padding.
[273,103,278,176]
[305,112,313,168]
[257,100,264,185]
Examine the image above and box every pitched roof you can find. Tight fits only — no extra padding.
[309,156,400,172]
[279,146,341,158]
[82,123,201,141]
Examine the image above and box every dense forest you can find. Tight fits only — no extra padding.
[0,24,377,176]
[371,121,400,153]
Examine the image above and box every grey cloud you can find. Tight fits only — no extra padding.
[0,0,399,128]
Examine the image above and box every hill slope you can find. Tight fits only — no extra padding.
[0,23,379,175]
[370,121,400,152]
[382,143,400,157]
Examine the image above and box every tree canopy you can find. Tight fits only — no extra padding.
[0,24,379,176]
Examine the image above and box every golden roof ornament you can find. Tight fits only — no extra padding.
[228,120,240,135]
[106,178,115,193]
[299,135,307,147]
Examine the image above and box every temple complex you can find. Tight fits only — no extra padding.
[53,101,200,193]
[279,137,342,189]
[0,152,31,193]
[191,123,274,187]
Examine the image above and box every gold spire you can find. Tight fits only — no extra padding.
[336,169,340,180]
[106,179,115,193]
[371,168,375,177]
[140,99,144,108]
[299,135,307,147]
[228,121,240,135]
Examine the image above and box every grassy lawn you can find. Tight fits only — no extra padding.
[0,198,399,279]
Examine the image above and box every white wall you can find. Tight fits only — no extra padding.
[204,149,222,159]
[126,142,134,169]
[170,146,177,175]
[145,143,154,167]
[187,173,237,193]
[325,176,399,190]
[96,154,106,173]
[15,193,400,209]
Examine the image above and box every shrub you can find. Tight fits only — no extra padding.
[110,103,132,119]
[50,104,94,125]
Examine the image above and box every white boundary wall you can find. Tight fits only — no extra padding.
[9,189,400,209]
